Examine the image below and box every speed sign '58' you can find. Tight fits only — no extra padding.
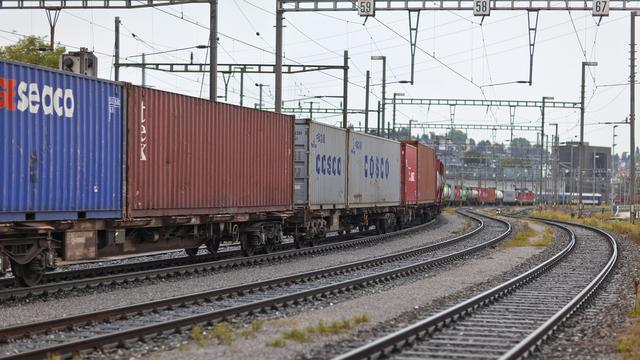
[358,0,375,16]
[473,0,490,15]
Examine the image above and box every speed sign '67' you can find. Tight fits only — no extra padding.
[473,0,490,15]
[593,0,609,16]
[358,0,374,16]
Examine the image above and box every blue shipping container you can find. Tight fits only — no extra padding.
[0,60,123,221]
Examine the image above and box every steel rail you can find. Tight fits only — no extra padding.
[0,212,510,360]
[500,218,618,359]
[0,217,442,300]
[334,218,616,360]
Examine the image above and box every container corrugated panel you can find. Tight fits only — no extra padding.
[125,84,293,217]
[307,121,347,209]
[401,143,417,205]
[478,188,497,203]
[404,141,437,204]
[454,185,461,201]
[0,60,123,221]
[293,120,309,206]
[347,132,401,207]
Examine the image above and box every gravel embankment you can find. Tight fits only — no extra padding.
[141,217,562,360]
[0,213,466,326]
[530,230,640,360]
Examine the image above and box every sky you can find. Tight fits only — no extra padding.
[0,1,635,154]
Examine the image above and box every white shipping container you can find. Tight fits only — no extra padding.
[347,132,401,207]
[294,120,348,209]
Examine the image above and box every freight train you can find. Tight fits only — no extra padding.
[442,184,536,206]
[0,59,445,286]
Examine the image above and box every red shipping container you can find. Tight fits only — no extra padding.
[478,188,497,203]
[401,143,417,205]
[403,141,438,204]
[125,84,294,217]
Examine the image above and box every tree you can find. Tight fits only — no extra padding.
[0,36,65,69]
[448,129,467,144]
[477,140,492,153]
[510,137,531,158]
[468,138,476,146]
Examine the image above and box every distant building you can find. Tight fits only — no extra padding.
[558,142,611,199]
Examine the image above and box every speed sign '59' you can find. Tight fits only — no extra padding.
[358,0,375,16]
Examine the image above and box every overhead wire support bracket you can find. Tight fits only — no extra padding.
[408,10,420,85]
[527,10,540,85]
[0,1,209,9]
[356,123,542,131]
[119,63,346,74]
[386,98,581,108]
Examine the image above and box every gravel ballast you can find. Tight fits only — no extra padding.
[0,213,467,326]
[529,229,640,360]
[142,218,561,360]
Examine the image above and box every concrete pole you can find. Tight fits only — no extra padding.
[579,61,597,216]
[631,12,637,221]
[141,53,146,87]
[365,70,370,134]
[239,69,245,106]
[209,0,218,102]
[376,101,381,135]
[114,17,120,81]
[343,50,348,129]
[275,7,283,113]
[382,57,386,132]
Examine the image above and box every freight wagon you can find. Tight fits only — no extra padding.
[0,59,446,286]
[290,120,443,247]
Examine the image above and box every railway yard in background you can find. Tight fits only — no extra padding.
[3,1,640,359]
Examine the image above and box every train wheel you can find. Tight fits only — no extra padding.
[11,255,45,287]
[377,220,387,234]
[294,235,305,249]
[206,236,220,255]
[264,239,274,253]
[309,236,319,247]
[241,234,257,257]
[185,247,199,257]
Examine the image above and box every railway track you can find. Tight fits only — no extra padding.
[0,226,389,290]
[334,218,617,360]
[0,217,446,300]
[0,211,510,359]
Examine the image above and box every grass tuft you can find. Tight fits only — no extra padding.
[211,322,234,344]
[191,324,205,347]
[281,329,312,343]
[266,338,286,348]
[531,227,554,247]
[266,315,370,349]
[504,223,537,247]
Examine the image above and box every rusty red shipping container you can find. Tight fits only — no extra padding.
[125,84,294,217]
[401,143,417,205]
[403,141,438,204]
[478,188,497,203]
